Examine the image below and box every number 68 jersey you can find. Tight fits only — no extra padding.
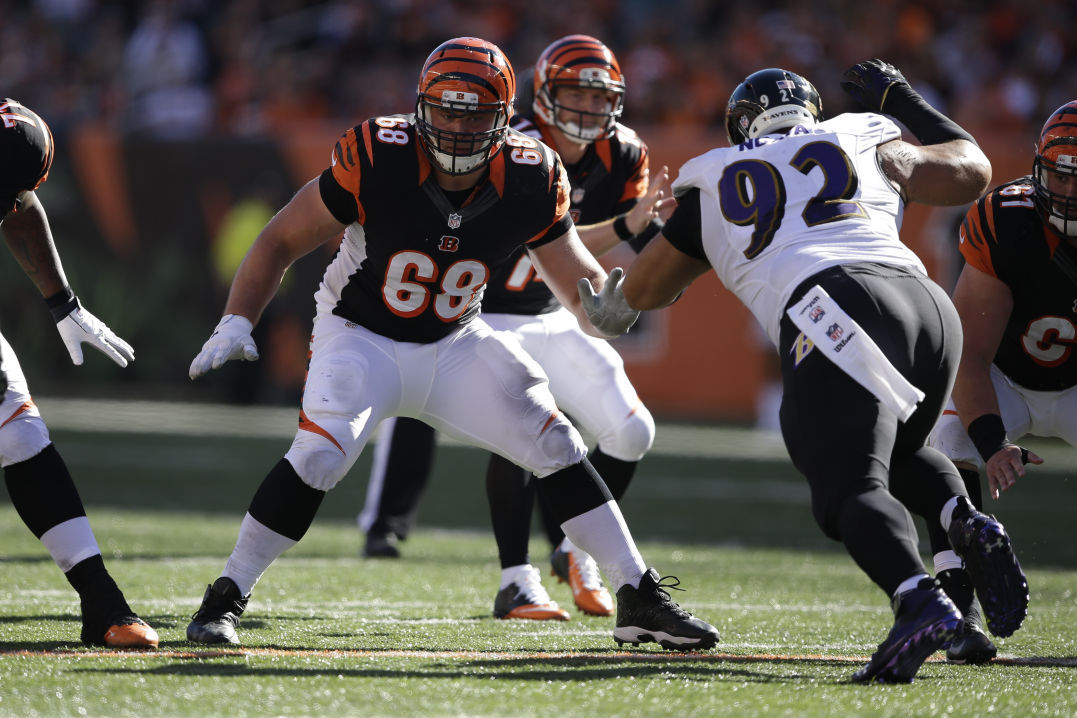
[316,113,572,343]
[670,112,926,346]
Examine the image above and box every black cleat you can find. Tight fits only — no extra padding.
[187,577,249,645]
[363,532,401,559]
[946,603,998,664]
[852,577,961,684]
[613,568,719,651]
[947,506,1028,638]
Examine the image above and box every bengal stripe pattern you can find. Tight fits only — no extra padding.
[419,38,515,108]
[537,35,623,87]
[1037,100,1077,159]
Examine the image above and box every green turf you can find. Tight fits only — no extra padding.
[1,418,1075,717]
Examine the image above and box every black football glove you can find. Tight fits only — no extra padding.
[840,59,910,113]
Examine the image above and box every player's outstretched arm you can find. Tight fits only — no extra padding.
[842,59,991,205]
[3,190,135,368]
[190,178,345,378]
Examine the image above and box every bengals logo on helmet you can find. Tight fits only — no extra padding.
[1033,100,1077,237]
[415,38,516,176]
[533,35,625,143]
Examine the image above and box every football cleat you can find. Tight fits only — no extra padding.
[947,505,1029,638]
[946,608,998,665]
[851,577,961,683]
[187,576,250,645]
[493,565,570,621]
[613,568,719,651]
[82,613,159,649]
[551,547,614,616]
[363,532,401,559]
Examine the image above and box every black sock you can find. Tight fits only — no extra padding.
[485,453,533,568]
[248,459,325,541]
[4,444,86,538]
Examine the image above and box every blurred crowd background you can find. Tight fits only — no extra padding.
[3,0,1075,139]
[2,0,1076,419]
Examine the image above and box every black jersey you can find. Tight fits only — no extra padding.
[481,113,649,315]
[0,99,54,216]
[317,114,572,343]
[959,175,1077,390]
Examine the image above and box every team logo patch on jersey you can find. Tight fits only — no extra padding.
[438,235,460,252]
[447,212,462,229]
[826,323,844,341]
[571,187,585,204]
[793,332,815,366]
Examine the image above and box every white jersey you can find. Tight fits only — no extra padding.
[672,112,926,346]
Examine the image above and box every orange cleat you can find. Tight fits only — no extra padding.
[493,565,570,621]
[551,547,614,616]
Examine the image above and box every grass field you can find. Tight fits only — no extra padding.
[1,399,1075,717]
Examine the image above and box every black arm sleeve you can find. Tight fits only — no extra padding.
[661,188,707,261]
[318,168,359,225]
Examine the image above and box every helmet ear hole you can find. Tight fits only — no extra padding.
[725,68,823,145]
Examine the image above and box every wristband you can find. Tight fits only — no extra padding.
[627,218,664,253]
[612,214,634,241]
[45,287,78,322]
[966,413,1011,463]
[881,84,977,146]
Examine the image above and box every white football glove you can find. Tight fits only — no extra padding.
[576,267,640,339]
[54,298,136,368]
[189,314,259,379]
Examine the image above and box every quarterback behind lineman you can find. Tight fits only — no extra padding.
[0,98,157,648]
[185,37,719,652]
[580,60,1029,682]
[358,35,667,621]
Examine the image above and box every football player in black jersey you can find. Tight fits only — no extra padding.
[357,35,670,621]
[0,99,157,648]
[584,60,1030,683]
[926,101,1077,663]
[185,38,719,652]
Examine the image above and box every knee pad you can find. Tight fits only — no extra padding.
[927,412,982,470]
[0,411,51,468]
[597,406,655,462]
[285,432,353,491]
[529,419,588,478]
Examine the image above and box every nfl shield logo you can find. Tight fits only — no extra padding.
[809,306,825,323]
[572,188,585,204]
[826,323,843,341]
[447,212,462,229]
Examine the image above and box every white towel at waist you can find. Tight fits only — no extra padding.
[786,285,925,422]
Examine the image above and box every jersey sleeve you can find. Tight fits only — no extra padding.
[957,195,999,277]
[0,99,54,215]
[525,153,574,249]
[615,125,649,210]
[661,187,707,261]
[319,125,369,225]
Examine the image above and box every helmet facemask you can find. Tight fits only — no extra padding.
[1033,101,1077,237]
[415,38,515,176]
[416,91,510,175]
[533,35,625,144]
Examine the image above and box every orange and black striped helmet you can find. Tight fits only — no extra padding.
[533,35,625,143]
[1033,100,1077,236]
[415,37,516,175]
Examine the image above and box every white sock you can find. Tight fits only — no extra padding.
[222,513,298,596]
[933,550,963,574]
[558,536,578,554]
[894,572,931,598]
[939,496,963,532]
[560,501,645,591]
[40,516,100,572]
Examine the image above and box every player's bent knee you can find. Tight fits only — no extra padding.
[284,437,352,491]
[529,420,588,478]
[599,407,656,461]
[0,413,51,468]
